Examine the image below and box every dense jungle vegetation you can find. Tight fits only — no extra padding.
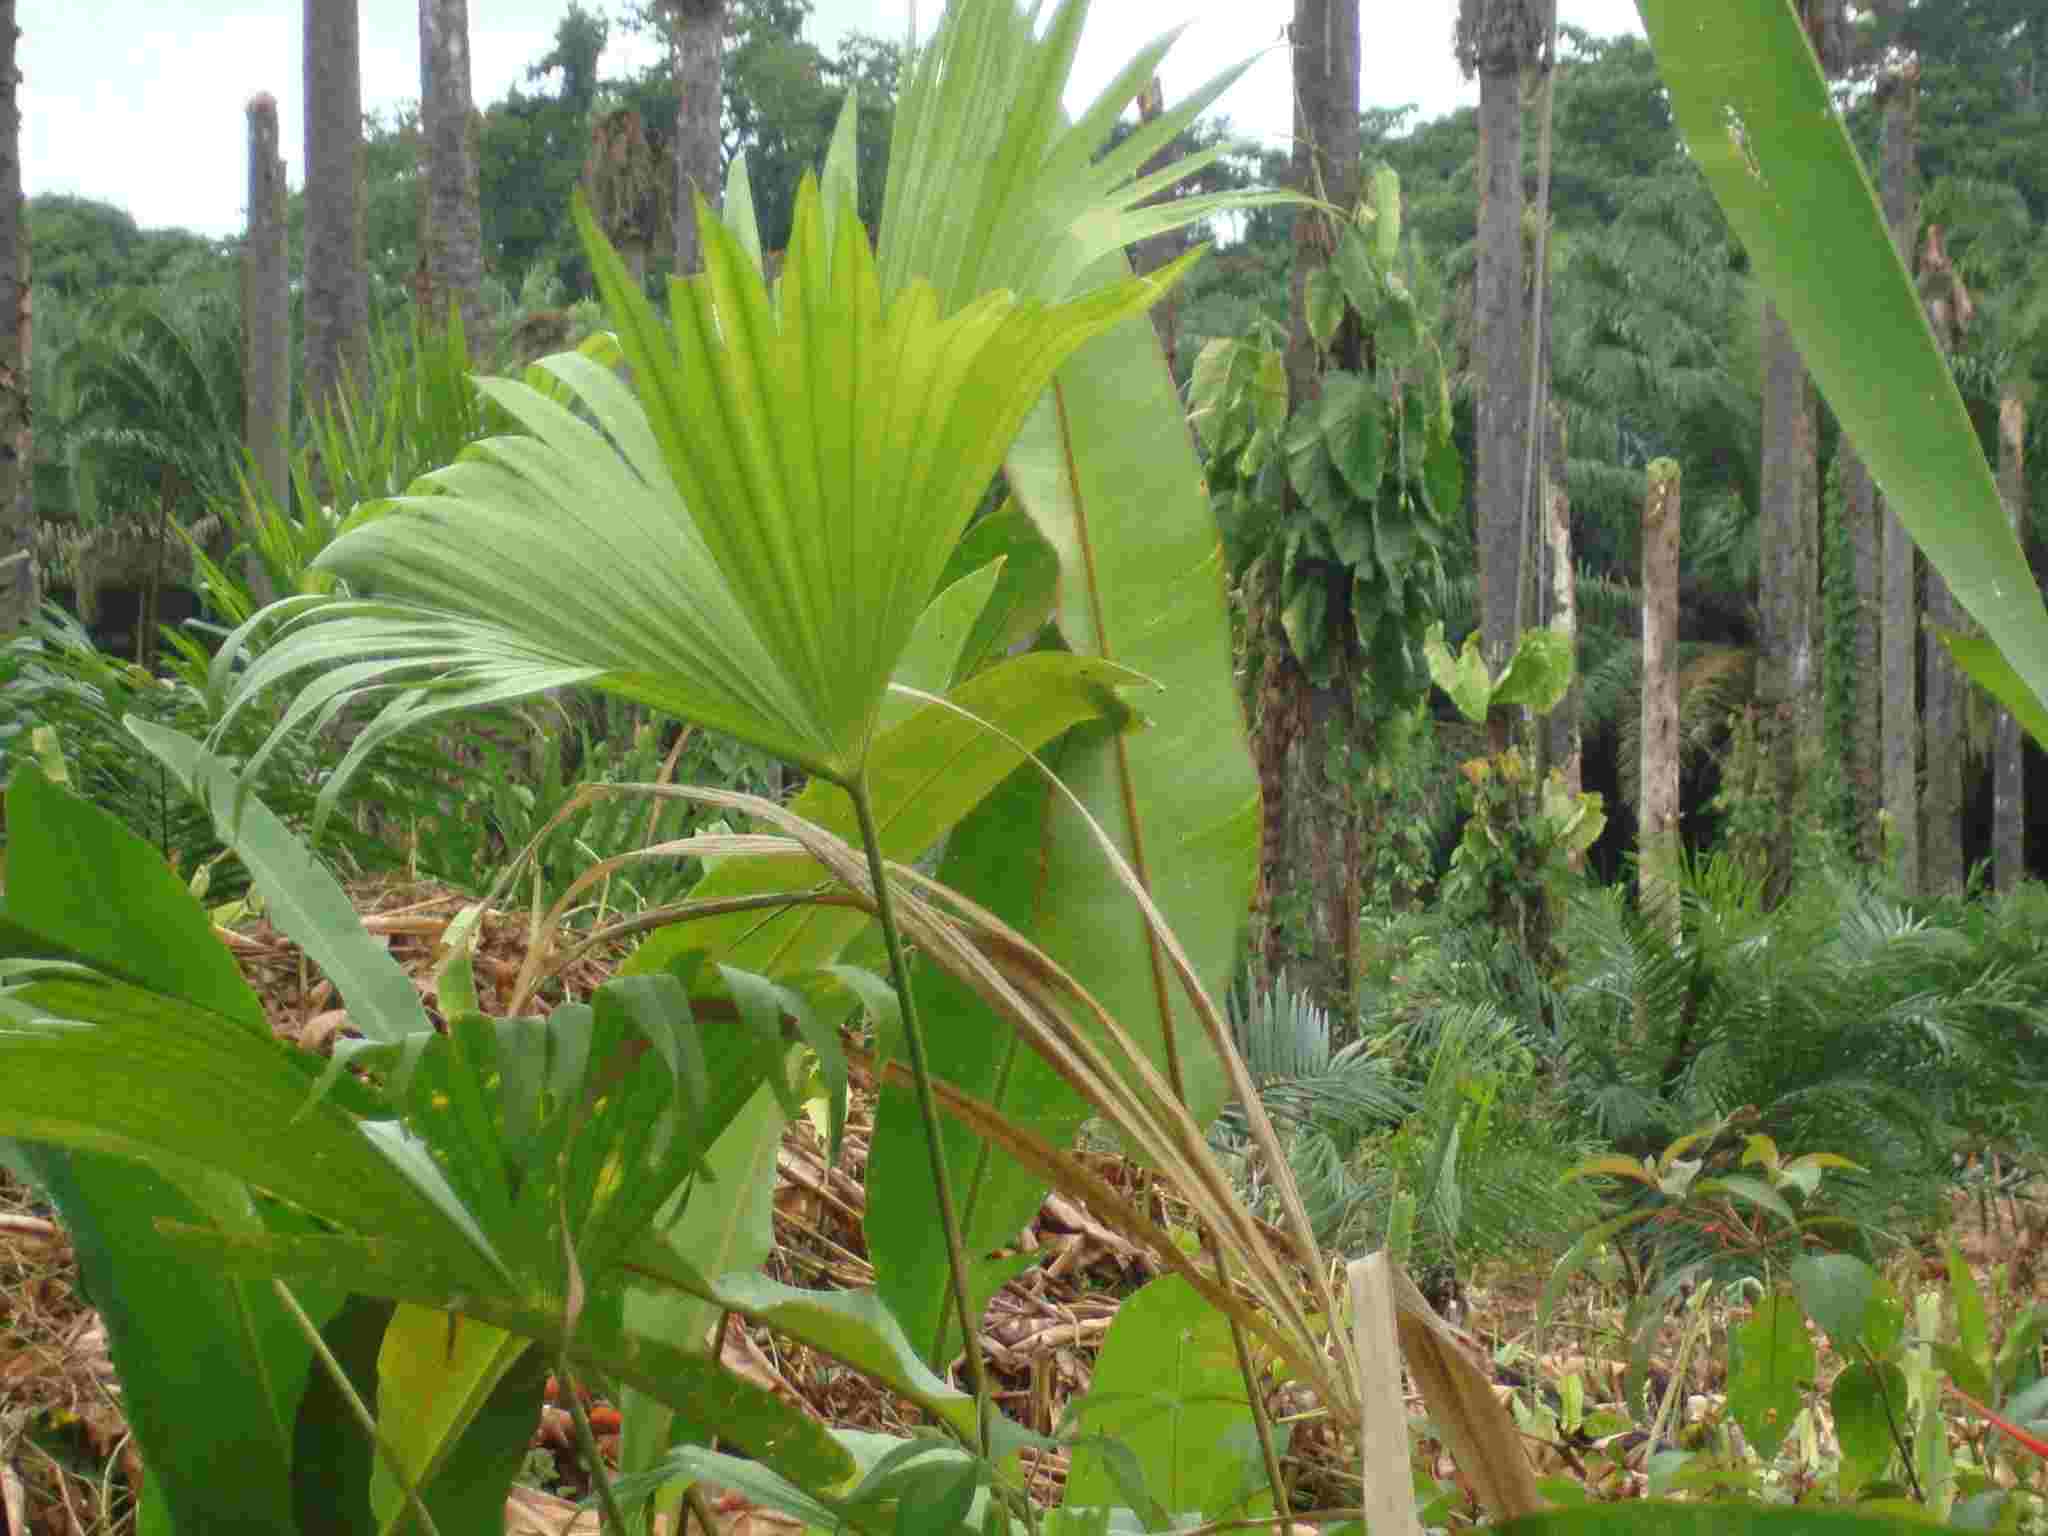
[2,0,2048,1533]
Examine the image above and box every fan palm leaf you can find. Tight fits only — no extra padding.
[215,168,1186,789]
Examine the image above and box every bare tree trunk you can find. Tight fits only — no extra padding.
[1993,393,2028,892]
[420,0,487,358]
[304,0,370,419]
[1542,401,1581,803]
[1919,224,1968,895]
[243,94,288,607]
[1878,45,1920,891]
[1251,0,1364,1017]
[669,0,725,276]
[1757,298,1819,896]
[1641,459,1682,938]
[0,0,34,630]
[1842,442,1880,858]
[1473,40,1529,684]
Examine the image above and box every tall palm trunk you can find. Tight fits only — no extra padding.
[1992,393,2028,891]
[243,93,288,607]
[1757,297,1818,896]
[304,0,370,419]
[1464,1,1540,688]
[1251,0,1363,1016]
[419,0,487,357]
[0,0,34,629]
[1641,460,1682,938]
[1877,42,1920,891]
[668,0,725,276]
[1918,222,1970,894]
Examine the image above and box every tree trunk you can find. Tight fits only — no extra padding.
[1842,441,1880,859]
[304,0,370,420]
[419,0,487,358]
[1474,50,1529,682]
[670,0,725,276]
[1993,392,2028,892]
[1918,224,1967,895]
[1877,44,1920,892]
[1756,297,1818,896]
[1641,459,1681,939]
[0,0,34,630]
[243,94,289,608]
[1250,0,1364,1017]
[1541,400,1580,802]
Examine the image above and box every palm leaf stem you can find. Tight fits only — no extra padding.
[851,770,992,1457]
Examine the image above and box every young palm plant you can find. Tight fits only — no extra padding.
[195,6,1382,1517]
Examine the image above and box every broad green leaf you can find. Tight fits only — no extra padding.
[1425,623,1496,724]
[1305,267,1343,351]
[5,763,263,1035]
[1062,1275,1271,1520]
[126,720,430,1043]
[161,1221,857,1492]
[1947,1244,1993,1399]
[1319,370,1384,501]
[1332,224,1380,317]
[877,558,1005,735]
[619,1082,786,1531]
[1726,1296,1814,1465]
[1789,1254,1878,1356]
[294,1294,395,1536]
[1005,306,1255,1128]
[370,1310,545,1536]
[883,0,1264,1131]
[21,1150,329,1535]
[1491,627,1575,716]
[625,651,1145,983]
[868,766,1091,1368]
[1831,1361,1907,1497]
[0,971,494,1284]
[1641,0,2048,724]
[933,501,1061,679]
[1371,165,1401,269]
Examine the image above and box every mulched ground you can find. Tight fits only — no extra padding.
[5,877,2047,1533]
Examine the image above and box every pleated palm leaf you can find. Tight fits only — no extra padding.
[214,170,1186,793]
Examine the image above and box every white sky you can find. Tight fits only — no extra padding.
[21,1,1643,241]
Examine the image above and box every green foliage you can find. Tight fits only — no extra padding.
[1190,174,1459,706]
[0,605,469,895]
[1553,862,2048,1244]
[1062,1275,1278,1522]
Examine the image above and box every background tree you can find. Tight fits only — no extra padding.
[1458,0,1548,684]
[242,93,288,606]
[1246,0,1364,1014]
[1876,30,1921,891]
[582,107,665,285]
[419,0,487,353]
[1918,221,1973,892]
[0,0,33,628]
[304,0,370,417]
[664,0,725,274]
[1994,391,2028,889]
